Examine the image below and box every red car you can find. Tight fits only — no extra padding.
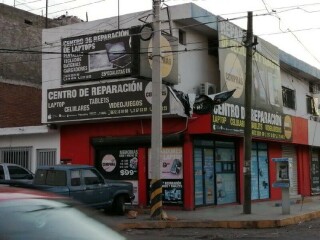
[0,185,126,240]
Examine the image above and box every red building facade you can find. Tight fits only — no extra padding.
[60,113,310,210]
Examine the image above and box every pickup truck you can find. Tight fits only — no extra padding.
[32,164,135,215]
[0,163,34,184]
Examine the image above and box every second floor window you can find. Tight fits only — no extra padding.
[306,95,318,115]
[179,29,186,45]
[282,87,295,109]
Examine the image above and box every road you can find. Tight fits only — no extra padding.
[120,218,320,240]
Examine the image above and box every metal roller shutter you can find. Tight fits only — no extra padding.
[282,144,299,197]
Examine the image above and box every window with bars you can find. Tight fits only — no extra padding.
[37,149,57,167]
[282,87,296,109]
[0,147,31,169]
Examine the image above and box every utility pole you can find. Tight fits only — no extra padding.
[243,11,253,214]
[45,0,48,28]
[150,0,163,219]
[118,0,120,29]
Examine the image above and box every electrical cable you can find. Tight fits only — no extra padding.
[260,0,320,68]
[0,3,318,90]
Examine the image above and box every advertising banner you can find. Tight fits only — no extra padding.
[47,79,170,122]
[147,179,183,205]
[61,29,134,83]
[311,155,320,195]
[212,102,293,141]
[148,147,183,179]
[140,34,179,84]
[96,149,138,180]
[126,180,139,205]
[162,180,183,205]
[216,18,292,141]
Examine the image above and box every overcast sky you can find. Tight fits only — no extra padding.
[5,0,320,69]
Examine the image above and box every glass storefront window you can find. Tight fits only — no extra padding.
[251,142,269,200]
[194,140,237,206]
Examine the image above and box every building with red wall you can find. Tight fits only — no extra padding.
[42,3,320,210]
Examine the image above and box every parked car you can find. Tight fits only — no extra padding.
[0,185,126,240]
[32,164,135,215]
[0,163,34,184]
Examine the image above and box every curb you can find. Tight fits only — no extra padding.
[116,210,320,230]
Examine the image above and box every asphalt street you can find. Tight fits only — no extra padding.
[120,217,320,240]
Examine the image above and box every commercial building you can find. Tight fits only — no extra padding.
[42,3,320,209]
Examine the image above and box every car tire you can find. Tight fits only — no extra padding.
[113,195,126,215]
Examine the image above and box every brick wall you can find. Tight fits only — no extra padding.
[0,82,41,127]
[0,4,82,128]
[0,4,82,85]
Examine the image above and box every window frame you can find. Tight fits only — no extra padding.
[307,95,316,115]
[282,86,296,110]
[0,147,31,169]
[178,29,186,45]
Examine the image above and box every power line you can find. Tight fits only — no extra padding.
[48,0,106,16]
[14,0,37,10]
[1,4,320,72]
[255,0,320,69]
[2,1,319,57]
[15,0,41,7]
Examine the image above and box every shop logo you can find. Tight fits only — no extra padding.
[224,53,244,98]
[101,154,116,172]
[144,82,168,104]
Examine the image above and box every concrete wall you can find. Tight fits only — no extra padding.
[0,4,45,84]
[0,3,83,85]
[0,129,60,172]
[175,23,219,94]
[281,70,309,118]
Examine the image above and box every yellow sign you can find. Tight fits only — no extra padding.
[148,36,173,78]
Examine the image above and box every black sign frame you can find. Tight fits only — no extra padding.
[61,28,140,84]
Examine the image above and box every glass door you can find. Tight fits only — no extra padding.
[258,151,269,199]
[194,148,204,206]
[194,148,215,206]
[215,142,236,204]
[251,143,269,200]
[204,149,215,204]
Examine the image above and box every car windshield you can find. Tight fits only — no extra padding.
[0,198,125,240]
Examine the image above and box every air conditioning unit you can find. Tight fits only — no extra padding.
[200,82,216,95]
[312,116,320,122]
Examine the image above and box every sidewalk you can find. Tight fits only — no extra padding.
[115,196,320,230]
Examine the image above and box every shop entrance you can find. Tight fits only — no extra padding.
[194,140,237,207]
[251,143,269,200]
[194,148,215,206]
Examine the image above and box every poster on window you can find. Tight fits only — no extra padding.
[216,173,236,204]
[148,147,183,179]
[162,180,183,205]
[125,180,138,205]
[311,156,320,194]
[97,149,138,180]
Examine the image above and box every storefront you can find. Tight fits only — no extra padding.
[45,20,313,210]
[193,139,237,206]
